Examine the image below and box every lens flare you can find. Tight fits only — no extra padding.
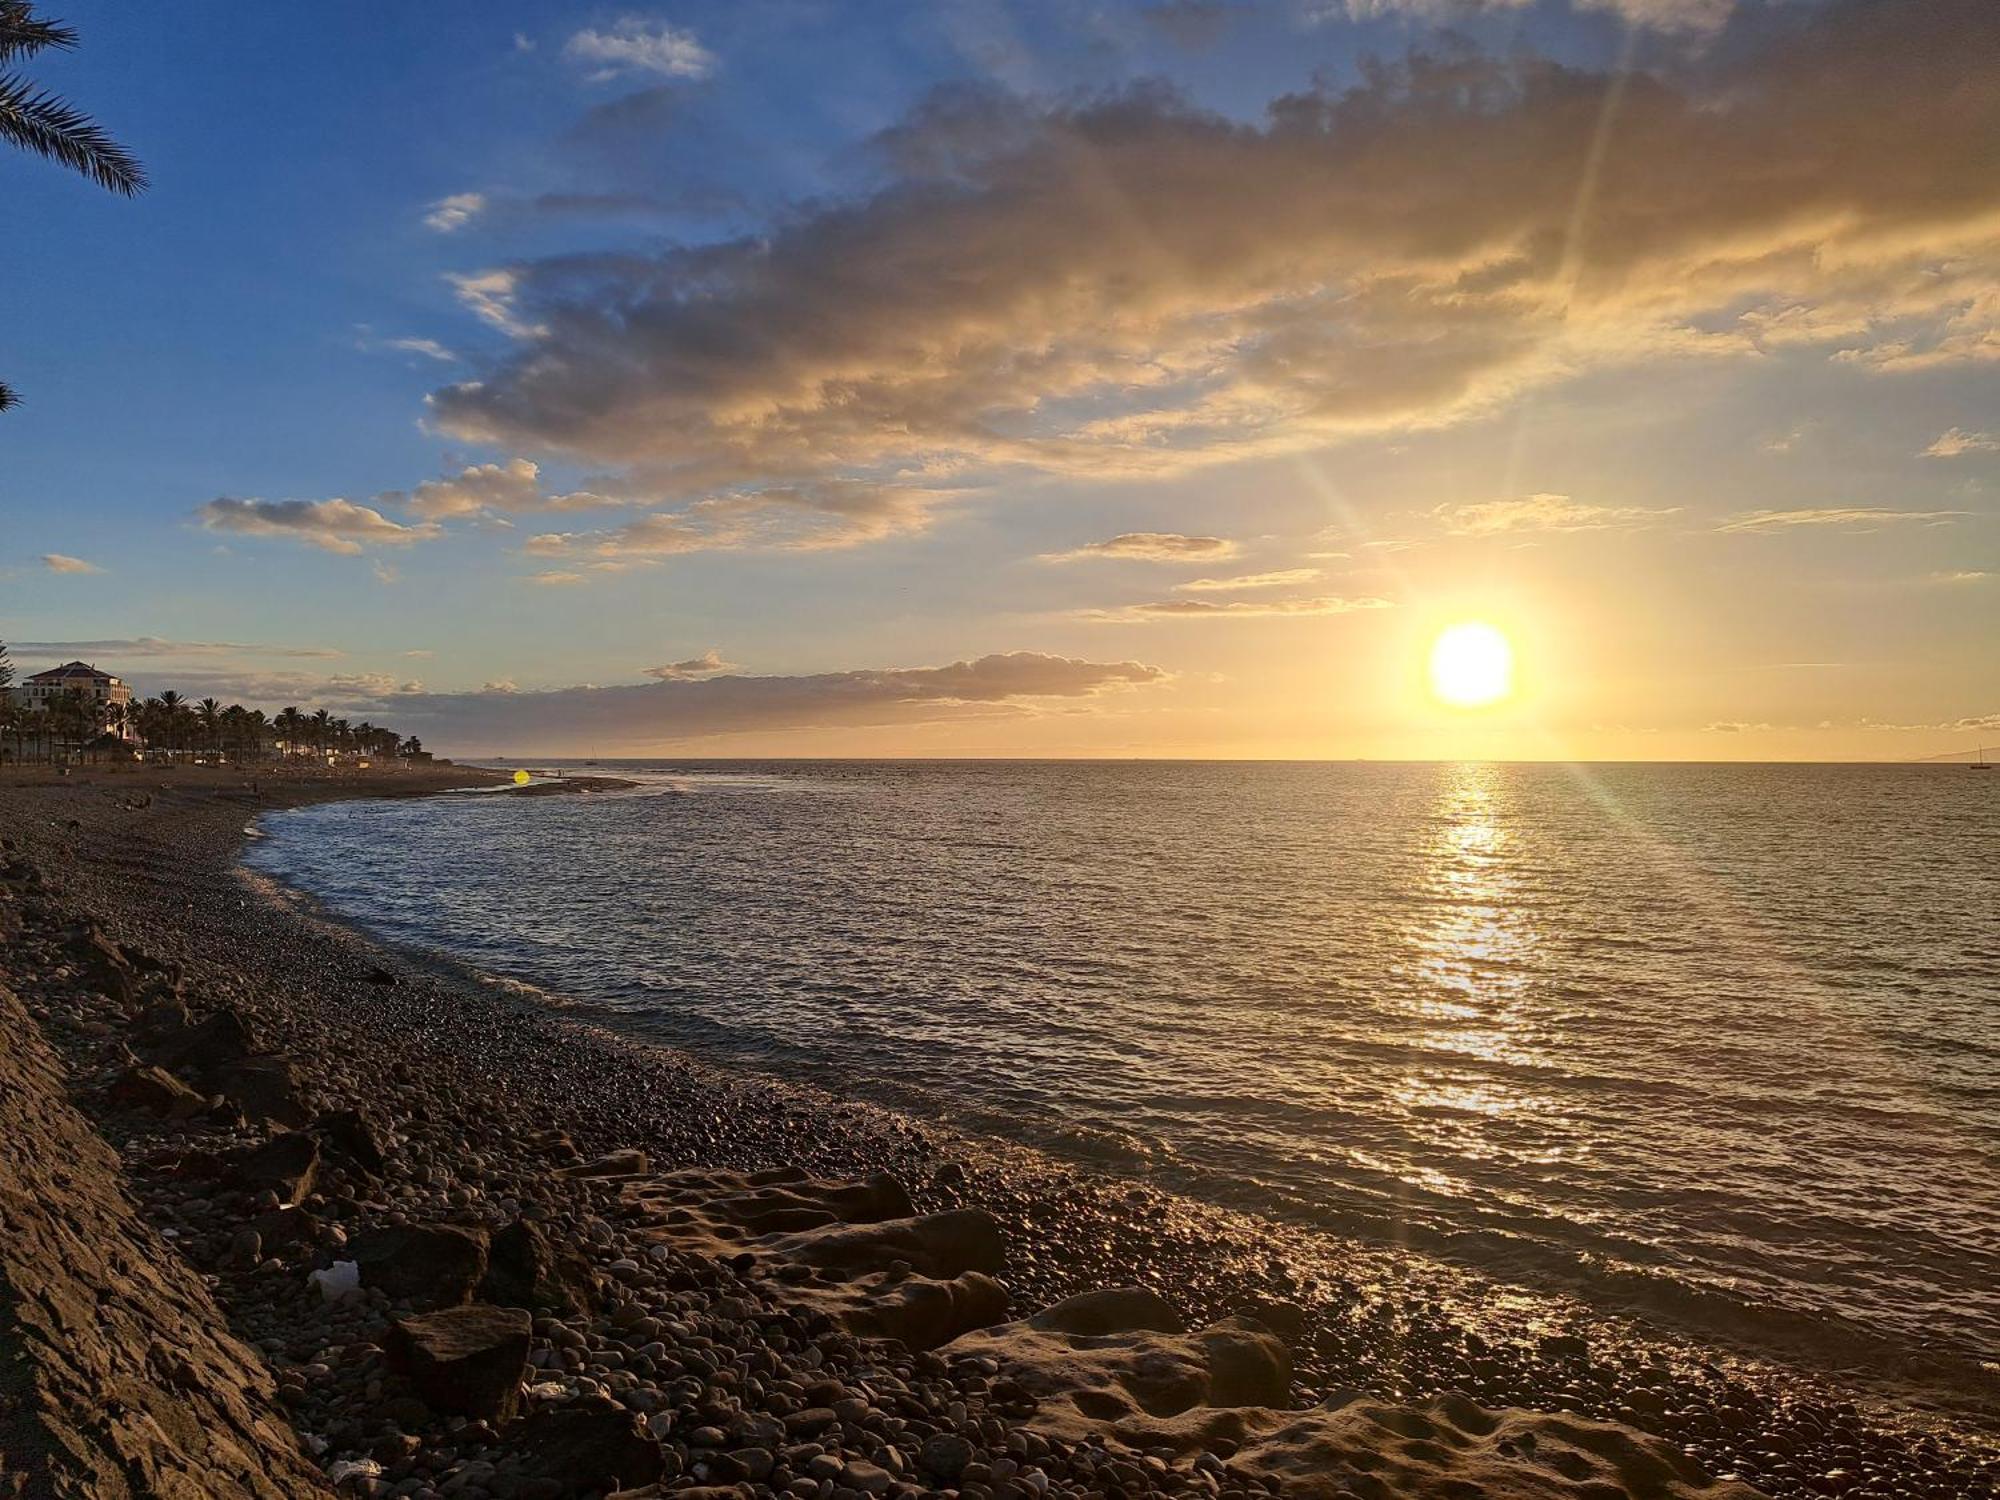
[1429,623,1514,707]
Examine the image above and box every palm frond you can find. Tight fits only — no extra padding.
[0,378,17,412]
[0,3,77,63]
[0,68,144,193]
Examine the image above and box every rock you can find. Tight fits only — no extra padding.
[225,1131,320,1203]
[209,1054,313,1128]
[920,1432,977,1481]
[147,1004,257,1072]
[385,1302,531,1422]
[480,1218,599,1314]
[315,1107,387,1175]
[514,1395,667,1492]
[72,922,135,1006]
[351,1224,490,1308]
[105,1063,208,1121]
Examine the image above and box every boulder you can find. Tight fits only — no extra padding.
[314,1107,387,1175]
[209,1054,312,1129]
[514,1396,667,1492]
[224,1131,320,1203]
[147,1005,257,1073]
[385,1303,531,1422]
[351,1224,490,1307]
[105,1063,209,1121]
[480,1219,599,1314]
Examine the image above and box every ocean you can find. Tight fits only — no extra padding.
[243,760,2000,1378]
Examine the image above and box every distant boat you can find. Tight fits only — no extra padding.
[1973,746,1992,771]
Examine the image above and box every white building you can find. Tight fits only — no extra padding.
[12,660,139,741]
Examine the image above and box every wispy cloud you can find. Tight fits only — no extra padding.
[1172,568,1320,592]
[524,483,947,561]
[9,637,342,660]
[40,553,104,574]
[526,571,586,587]
[1716,507,1968,534]
[384,459,613,522]
[643,649,738,680]
[1081,594,1390,622]
[1435,494,1679,537]
[423,191,486,233]
[563,18,714,82]
[195,498,444,555]
[1042,533,1240,564]
[1923,427,2000,458]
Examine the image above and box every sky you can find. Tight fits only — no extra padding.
[3,0,1995,760]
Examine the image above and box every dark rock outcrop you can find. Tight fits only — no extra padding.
[385,1303,532,1422]
[480,1218,599,1314]
[224,1130,321,1202]
[351,1223,491,1307]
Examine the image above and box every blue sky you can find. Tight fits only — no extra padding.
[4,0,1995,757]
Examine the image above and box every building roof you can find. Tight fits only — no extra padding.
[26,660,117,683]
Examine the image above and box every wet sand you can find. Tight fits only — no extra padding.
[0,762,1992,1499]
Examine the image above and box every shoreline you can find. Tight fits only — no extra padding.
[0,763,1993,1499]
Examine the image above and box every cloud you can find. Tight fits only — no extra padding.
[39,553,104,574]
[524,483,948,559]
[1924,427,2000,458]
[331,652,1167,751]
[355,328,460,363]
[387,337,458,363]
[1081,594,1391,621]
[1043,533,1240,564]
[423,192,486,233]
[428,3,2000,505]
[526,571,586,586]
[1716,507,1968,534]
[1930,570,1992,585]
[1315,0,1737,30]
[563,18,714,81]
[195,498,444,554]
[121,668,424,709]
[383,458,613,521]
[9,637,342,660]
[1172,568,1321,592]
[446,269,545,339]
[643,649,738,680]
[1434,493,1678,536]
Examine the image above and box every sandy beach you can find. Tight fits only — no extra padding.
[0,764,1992,1500]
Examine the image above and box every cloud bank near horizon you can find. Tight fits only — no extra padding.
[272,651,1169,750]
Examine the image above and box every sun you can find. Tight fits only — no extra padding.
[1428,622,1514,707]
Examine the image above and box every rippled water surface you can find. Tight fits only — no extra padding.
[247,761,2000,1371]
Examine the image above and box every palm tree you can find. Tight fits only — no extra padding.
[155,689,186,759]
[310,708,332,759]
[195,697,222,757]
[0,4,145,413]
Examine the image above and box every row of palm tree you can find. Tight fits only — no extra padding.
[0,644,426,764]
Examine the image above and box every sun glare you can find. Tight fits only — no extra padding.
[1429,622,1514,708]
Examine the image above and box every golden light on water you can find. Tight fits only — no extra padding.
[1428,623,1515,708]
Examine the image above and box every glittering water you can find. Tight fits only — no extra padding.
[246,761,2000,1372]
